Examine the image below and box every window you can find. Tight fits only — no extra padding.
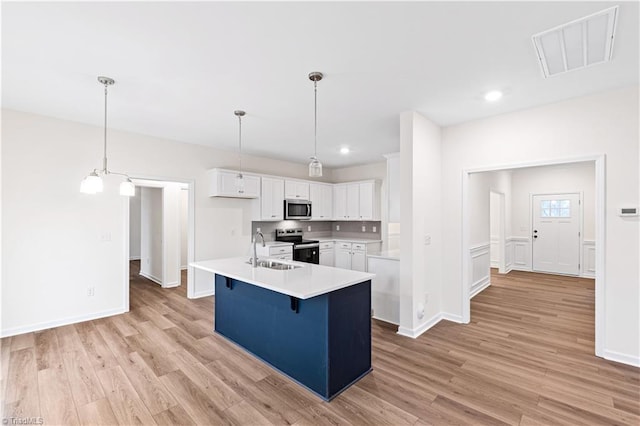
[541,199,571,217]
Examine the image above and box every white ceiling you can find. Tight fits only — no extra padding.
[2,2,638,168]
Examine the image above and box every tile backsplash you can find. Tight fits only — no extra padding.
[252,220,382,241]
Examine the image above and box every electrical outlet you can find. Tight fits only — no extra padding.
[100,232,111,242]
[424,293,429,304]
[361,226,366,232]
[307,225,311,232]
[87,286,95,297]
[373,226,377,232]
[256,227,261,232]
[336,225,340,231]
[424,235,431,245]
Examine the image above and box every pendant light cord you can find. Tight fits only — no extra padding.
[238,114,242,174]
[314,79,318,158]
[102,82,108,174]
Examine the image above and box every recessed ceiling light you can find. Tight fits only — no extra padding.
[340,147,350,154]
[484,90,503,102]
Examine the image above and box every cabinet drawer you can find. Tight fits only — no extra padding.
[269,246,292,255]
[352,243,366,252]
[320,242,334,250]
[337,242,351,250]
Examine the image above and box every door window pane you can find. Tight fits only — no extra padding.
[541,199,571,217]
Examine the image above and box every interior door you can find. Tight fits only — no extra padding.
[532,193,580,275]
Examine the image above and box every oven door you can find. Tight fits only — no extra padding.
[285,200,312,220]
[294,244,319,264]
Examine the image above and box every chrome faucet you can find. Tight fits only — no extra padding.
[252,231,265,267]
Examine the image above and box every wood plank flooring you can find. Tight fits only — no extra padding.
[1,265,638,425]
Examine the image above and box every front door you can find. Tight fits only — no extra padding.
[532,193,581,276]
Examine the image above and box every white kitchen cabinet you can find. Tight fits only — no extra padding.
[333,180,380,221]
[332,241,381,272]
[285,180,310,200]
[208,168,260,198]
[335,242,352,269]
[260,177,285,220]
[333,185,347,220]
[346,184,360,219]
[351,244,367,272]
[310,183,333,220]
[319,241,335,266]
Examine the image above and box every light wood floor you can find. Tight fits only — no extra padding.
[1,265,639,425]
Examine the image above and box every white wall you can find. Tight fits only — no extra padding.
[140,187,163,284]
[442,86,639,364]
[398,111,442,337]
[162,183,182,287]
[489,191,500,267]
[180,189,188,269]
[0,108,335,336]
[129,191,141,260]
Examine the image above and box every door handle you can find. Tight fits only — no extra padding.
[533,230,538,233]
[533,235,538,239]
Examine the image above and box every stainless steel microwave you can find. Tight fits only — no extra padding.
[284,199,312,220]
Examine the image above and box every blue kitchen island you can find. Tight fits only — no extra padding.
[191,257,375,401]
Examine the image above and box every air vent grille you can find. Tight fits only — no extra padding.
[532,6,618,78]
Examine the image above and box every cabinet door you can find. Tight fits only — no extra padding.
[285,181,310,199]
[321,184,333,219]
[346,184,359,220]
[358,182,374,220]
[333,185,347,220]
[309,183,322,220]
[243,175,261,198]
[219,171,240,196]
[319,250,334,267]
[261,177,284,220]
[351,251,366,272]
[334,249,352,270]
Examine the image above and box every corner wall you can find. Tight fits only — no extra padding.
[398,112,443,336]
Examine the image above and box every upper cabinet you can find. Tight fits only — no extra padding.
[333,180,380,221]
[260,177,285,220]
[285,180,310,200]
[208,168,260,198]
[309,183,333,220]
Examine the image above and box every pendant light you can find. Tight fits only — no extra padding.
[308,71,323,177]
[234,110,246,189]
[80,76,135,197]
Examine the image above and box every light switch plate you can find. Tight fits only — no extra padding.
[336,225,340,231]
[361,226,366,232]
[373,226,377,232]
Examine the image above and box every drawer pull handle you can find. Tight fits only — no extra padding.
[225,276,232,289]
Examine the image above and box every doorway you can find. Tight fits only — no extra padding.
[461,155,604,357]
[123,176,195,311]
[532,193,581,275]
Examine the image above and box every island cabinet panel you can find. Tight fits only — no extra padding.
[214,274,371,401]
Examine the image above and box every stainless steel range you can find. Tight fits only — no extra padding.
[275,228,319,264]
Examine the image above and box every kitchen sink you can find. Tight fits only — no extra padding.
[247,259,303,270]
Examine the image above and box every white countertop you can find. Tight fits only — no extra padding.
[263,241,293,247]
[367,250,400,261]
[191,257,375,299]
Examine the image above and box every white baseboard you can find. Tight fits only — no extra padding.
[191,289,214,299]
[511,265,532,272]
[603,349,640,367]
[163,281,180,288]
[0,307,126,338]
[139,271,162,286]
[397,313,442,339]
[441,312,465,323]
[129,256,141,261]
[470,276,490,299]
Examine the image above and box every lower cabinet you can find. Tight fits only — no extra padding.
[256,244,293,260]
[334,242,377,272]
[319,241,335,267]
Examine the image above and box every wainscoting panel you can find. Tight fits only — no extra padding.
[511,237,531,271]
[505,240,513,272]
[469,243,490,298]
[489,236,499,268]
[583,240,596,278]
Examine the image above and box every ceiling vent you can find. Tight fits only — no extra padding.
[532,6,618,78]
